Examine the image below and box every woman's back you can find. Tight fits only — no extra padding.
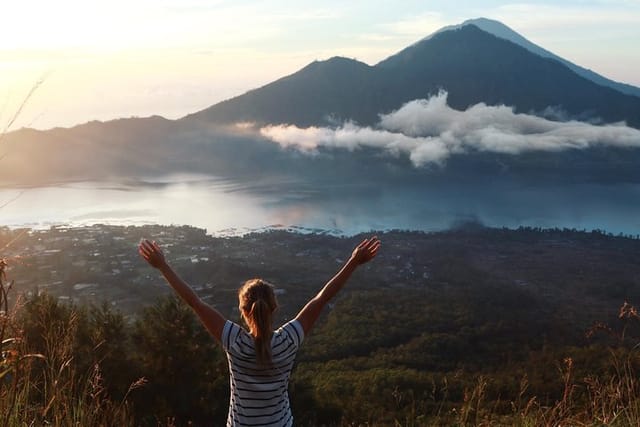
[222,319,304,427]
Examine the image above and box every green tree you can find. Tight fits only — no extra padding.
[132,296,228,426]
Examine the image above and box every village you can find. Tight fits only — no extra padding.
[2,224,639,328]
[0,224,432,319]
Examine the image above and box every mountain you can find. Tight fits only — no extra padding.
[451,18,640,99]
[187,23,640,128]
[184,57,382,127]
[4,19,640,189]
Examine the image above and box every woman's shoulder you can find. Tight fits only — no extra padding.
[222,320,252,351]
[274,319,304,347]
[224,319,243,333]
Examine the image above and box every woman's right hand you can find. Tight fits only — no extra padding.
[350,236,381,265]
[138,239,167,269]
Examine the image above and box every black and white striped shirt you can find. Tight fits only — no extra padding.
[222,319,304,427]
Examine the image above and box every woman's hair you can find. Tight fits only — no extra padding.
[238,279,278,366]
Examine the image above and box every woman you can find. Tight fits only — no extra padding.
[138,236,380,426]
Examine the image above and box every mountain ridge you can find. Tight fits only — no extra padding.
[451,18,640,98]
[186,23,640,128]
[3,19,640,189]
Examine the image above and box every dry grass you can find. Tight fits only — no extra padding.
[0,258,143,426]
[4,252,640,426]
[386,303,640,427]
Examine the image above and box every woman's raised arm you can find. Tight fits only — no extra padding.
[295,236,380,335]
[138,239,226,342]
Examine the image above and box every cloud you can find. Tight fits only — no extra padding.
[259,91,640,167]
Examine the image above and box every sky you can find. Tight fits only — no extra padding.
[1,0,639,130]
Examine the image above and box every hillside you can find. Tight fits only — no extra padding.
[438,18,640,98]
[3,225,640,424]
[183,57,382,127]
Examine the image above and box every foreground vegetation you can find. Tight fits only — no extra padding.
[2,226,640,426]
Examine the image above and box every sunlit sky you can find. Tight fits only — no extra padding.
[1,0,639,130]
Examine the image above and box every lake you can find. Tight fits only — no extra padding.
[1,174,639,236]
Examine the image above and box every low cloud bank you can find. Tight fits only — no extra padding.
[259,91,640,166]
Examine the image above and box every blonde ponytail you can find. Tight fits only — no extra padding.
[251,298,273,366]
[239,279,278,367]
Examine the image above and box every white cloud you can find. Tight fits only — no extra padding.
[259,91,640,167]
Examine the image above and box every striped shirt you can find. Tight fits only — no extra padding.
[222,319,304,427]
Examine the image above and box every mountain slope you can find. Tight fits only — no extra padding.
[187,24,640,128]
[377,25,640,126]
[456,18,640,98]
[184,57,382,127]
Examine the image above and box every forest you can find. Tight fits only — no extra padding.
[2,225,640,426]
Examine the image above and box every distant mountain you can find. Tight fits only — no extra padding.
[449,18,640,99]
[4,19,640,189]
[184,57,382,127]
[187,23,640,128]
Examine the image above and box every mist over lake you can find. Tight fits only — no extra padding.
[2,175,639,235]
